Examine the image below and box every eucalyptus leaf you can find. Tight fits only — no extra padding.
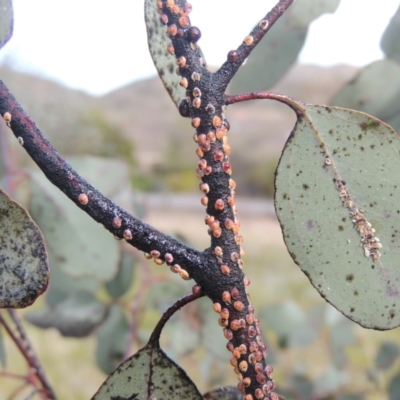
[144,0,206,108]
[375,341,400,370]
[25,291,108,337]
[164,317,200,359]
[331,59,400,132]
[287,373,313,399]
[202,386,244,400]
[68,156,130,199]
[0,323,6,367]
[327,308,355,368]
[95,304,129,374]
[105,251,135,299]
[29,171,119,281]
[275,104,400,329]
[0,189,49,308]
[0,0,13,50]
[388,373,400,400]
[381,4,400,63]
[229,14,304,94]
[92,341,202,400]
[285,0,340,29]
[44,251,98,307]
[313,366,348,398]
[146,281,188,313]
[260,301,324,347]
[230,0,339,93]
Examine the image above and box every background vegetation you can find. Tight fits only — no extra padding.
[1,1,400,399]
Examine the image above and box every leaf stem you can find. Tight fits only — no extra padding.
[148,289,204,346]
[225,91,304,116]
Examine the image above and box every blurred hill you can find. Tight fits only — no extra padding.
[0,63,358,195]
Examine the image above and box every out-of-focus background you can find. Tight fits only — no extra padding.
[1,0,400,399]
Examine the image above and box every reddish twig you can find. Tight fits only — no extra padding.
[225,91,304,118]
[0,312,56,399]
[123,260,157,361]
[149,287,204,346]
[7,310,56,399]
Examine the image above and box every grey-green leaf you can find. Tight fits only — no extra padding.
[92,342,202,400]
[202,386,244,400]
[260,301,324,347]
[145,0,205,108]
[0,189,49,308]
[29,171,119,282]
[375,341,400,370]
[25,291,107,337]
[95,304,129,374]
[105,251,135,299]
[44,252,98,307]
[287,374,313,399]
[229,0,340,93]
[286,0,340,29]
[0,323,6,367]
[381,4,400,63]
[0,0,13,50]
[389,373,400,400]
[331,59,400,132]
[275,104,400,329]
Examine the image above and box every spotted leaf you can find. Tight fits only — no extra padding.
[91,341,202,400]
[0,0,13,50]
[144,0,205,107]
[0,188,49,308]
[275,104,400,329]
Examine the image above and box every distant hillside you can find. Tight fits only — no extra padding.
[0,63,358,194]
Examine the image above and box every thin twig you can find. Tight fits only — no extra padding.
[7,310,56,400]
[0,312,55,399]
[225,91,304,117]
[215,0,295,88]
[148,289,204,346]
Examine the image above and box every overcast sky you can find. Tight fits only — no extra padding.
[0,0,398,96]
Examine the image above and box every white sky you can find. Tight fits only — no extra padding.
[0,0,398,96]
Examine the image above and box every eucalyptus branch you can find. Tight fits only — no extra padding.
[0,80,204,281]
[158,1,290,398]
[0,312,55,400]
[215,0,295,89]
[1,1,297,398]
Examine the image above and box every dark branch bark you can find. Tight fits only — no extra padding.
[0,80,205,280]
[157,1,290,398]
